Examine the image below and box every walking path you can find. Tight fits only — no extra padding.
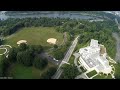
[0,45,12,57]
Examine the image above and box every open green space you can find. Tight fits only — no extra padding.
[0,49,6,54]
[6,62,55,79]
[68,55,74,64]
[93,74,112,79]
[113,63,120,79]
[7,63,33,79]
[4,27,64,48]
[86,70,97,78]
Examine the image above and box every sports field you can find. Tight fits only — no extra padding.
[4,27,64,48]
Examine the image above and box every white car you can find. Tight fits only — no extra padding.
[53,58,58,61]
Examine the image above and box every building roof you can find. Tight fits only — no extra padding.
[79,39,112,74]
[90,39,99,48]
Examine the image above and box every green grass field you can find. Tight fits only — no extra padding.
[0,49,6,54]
[6,62,55,79]
[113,63,120,79]
[4,27,64,48]
[86,70,97,78]
[0,55,2,62]
[68,55,74,64]
[93,74,112,79]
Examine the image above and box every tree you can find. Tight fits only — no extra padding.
[62,64,79,79]
[24,22,30,27]
[53,44,58,49]
[29,45,43,54]
[78,24,85,29]
[33,56,48,70]
[19,43,28,51]
[8,48,17,63]
[0,55,10,76]
[0,57,4,76]
[53,50,64,60]
[40,67,57,79]
[17,50,33,66]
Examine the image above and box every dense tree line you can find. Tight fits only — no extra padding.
[52,41,71,60]
[40,67,57,79]
[0,17,71,36]
[56,19,117,59]
[0,55,10,76]
[33,56,48,70]
[61,64,80,79]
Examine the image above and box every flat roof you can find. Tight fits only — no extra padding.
[79,39,112,74]
[90,39,99,48]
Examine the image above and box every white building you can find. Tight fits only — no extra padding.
[79,39,112,74]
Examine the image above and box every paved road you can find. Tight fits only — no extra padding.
[39,52,61,65]
[52,36,79,79]
[112,32,120,62]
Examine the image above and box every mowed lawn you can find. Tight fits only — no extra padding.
[4,27,64,48]
[7,62,56,79]
[0,49,6,54]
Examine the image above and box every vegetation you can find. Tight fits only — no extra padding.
[6,63,33,79]
[33,56,48,70]
[53,44,58,49]
[0,49,6,54]
[52,41,71,60]
[0,42,56,79]
[61,64,80,79]
[18,43,28,51]
[0,17,71,36]
[6,61,56,79]
[17,50,33,66]
[0,55,10,76]
[8,48,17,63]
[86,70,97,78]
[114,63,120,79]
[53,46,68,60]
[93,74,112,79]
[0,16,119,79]
[4,27,64,48]
[68,55,74,64]
[40,67,57,79]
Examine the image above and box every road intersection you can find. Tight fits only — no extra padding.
[52,36,79,79]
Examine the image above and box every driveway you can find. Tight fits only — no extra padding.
[39,52,61,65]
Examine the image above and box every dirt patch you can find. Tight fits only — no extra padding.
[17,40,27,45]
[47,38,57,45]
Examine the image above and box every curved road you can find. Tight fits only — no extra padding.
[112,32,120,62]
